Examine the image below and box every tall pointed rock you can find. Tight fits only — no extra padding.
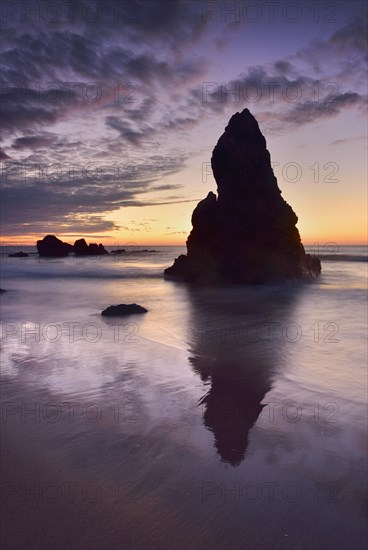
[165,109,321,283]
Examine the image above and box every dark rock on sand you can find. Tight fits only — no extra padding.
[74,238,108,255]
[110,249,126,254]
[101,304,148,316]
[37,235,73,257]
[8,251,29,257]
[165,108,321,284]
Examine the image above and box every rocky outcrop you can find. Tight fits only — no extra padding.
[36,235,108,256]
[101,304,148,316]
[74,238,108,256]
[165,108,321,284]
[37,235,73,257]
[8,251,29,257]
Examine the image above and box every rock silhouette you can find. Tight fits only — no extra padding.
[74,238,108,256]
[8,251,29,257]
[165,108,321,284]
[37,235,73,257]
[37,235,108,256]
[101,304,148,316]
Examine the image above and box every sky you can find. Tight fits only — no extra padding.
[1,0,367,246]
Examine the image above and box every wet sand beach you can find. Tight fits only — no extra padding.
[1,248,367,549]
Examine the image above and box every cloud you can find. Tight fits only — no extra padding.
[105,111,199,146]
[0,214,120,237]
[114,0,209,46]
[283,92,365,126]
[295,16,367,86]
[189,18,367,132]
[0,97,61,135]
[273,60,294,75]
[1,4,366,238]
[0,152,192,235]
[329,18,367,56]
[1,2,209,141]
[330,135,367,146]
[0,148,11,159]
[105,116,156,146]
[12,134,58,150]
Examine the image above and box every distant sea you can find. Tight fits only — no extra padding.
[1,244,367,549]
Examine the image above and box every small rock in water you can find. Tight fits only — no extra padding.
[101,303,148,316]
[8,251,29,257]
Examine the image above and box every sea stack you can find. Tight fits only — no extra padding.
[36,235,108,256]
[165,108,321,284]
[74,239,108,255]
[37,235,73,257]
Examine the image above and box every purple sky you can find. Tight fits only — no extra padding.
[1,0,367,244]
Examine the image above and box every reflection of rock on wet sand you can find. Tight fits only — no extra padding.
[185,285,301,466]
[195,356,270,466]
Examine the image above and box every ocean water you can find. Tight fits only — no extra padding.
[0,245,367,549]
